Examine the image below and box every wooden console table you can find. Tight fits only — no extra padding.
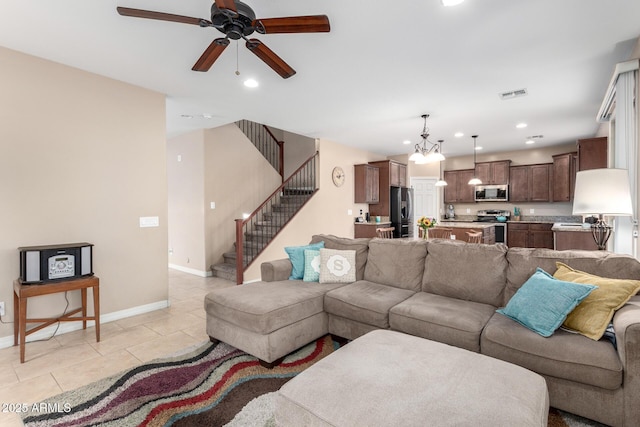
[13,276,100,363]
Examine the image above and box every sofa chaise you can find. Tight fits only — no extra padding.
[204,235,640,426]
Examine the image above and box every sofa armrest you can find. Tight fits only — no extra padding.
[261,258,293,282]
[613,295,640,423]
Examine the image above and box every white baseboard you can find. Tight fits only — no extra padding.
[169,264,212,277]
[0,300,169,350]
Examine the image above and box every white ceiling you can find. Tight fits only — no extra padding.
[1,0,639,157]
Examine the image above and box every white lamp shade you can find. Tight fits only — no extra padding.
[435,179,448,187]
[572,168,633,216]
[468,177,482,185]
[409,150,424,162]
[430,152,445,162]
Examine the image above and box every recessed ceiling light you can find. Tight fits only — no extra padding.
[202,113,213,119]
[441,0,464,6]
[516,122,528,129]
[525,139,535,145]
[244,79,259,88]
[475,146,483,151]
[403,140,412,145]
[454,132,464,138]
[180,114,194,119]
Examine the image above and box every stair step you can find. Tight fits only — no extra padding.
[211,263,237,281]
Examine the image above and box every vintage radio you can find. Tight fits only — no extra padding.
[19,243,94,284]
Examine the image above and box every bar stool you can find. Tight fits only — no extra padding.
[376,227,395,238]
[466,231,483,243]
[428,228,452,239]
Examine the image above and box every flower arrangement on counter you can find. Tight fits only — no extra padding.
[417,216,437,231]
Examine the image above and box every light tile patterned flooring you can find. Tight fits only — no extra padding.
[0,269,234,426]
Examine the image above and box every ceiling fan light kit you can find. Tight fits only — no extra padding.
[116,1,330,78]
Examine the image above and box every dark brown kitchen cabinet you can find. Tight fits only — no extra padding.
[475,160,511,185]
[368,160,407,217]
[509,164,552,202]
[354,164,379,203]
[552,152,577,202]
[390,162,407,187]
[577,137,607,171]
[443,169,475,203]
[507,223,553,248]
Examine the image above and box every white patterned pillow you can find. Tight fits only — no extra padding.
[319,248,356,284]
[303,249,322,282]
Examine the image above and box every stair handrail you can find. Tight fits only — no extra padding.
[236,120,285,181]
[235,151,319,284]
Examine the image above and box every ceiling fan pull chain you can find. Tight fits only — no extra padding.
[235,40,241,76]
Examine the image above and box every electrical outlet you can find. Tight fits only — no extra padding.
[0,302,5,317]
[529,208,535,214]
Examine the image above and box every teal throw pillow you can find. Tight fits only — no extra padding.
[285,241,325,280]
[303,249,321,282]
[496,268,597,337]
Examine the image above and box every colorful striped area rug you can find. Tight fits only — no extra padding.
[22,335,603,427]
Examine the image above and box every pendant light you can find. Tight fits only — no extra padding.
[410,114,446,164]
[435,139,448,186]
[468,135,482,185]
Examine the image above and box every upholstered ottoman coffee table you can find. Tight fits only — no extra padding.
[275,330,549,426]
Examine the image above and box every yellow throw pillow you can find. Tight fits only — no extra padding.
[554,262,640,340]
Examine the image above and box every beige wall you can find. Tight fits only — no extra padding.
[0,47,168,341]
[282,130,316,178]
[243,138,385,281]
[167,131,206,272]
[203,125,283,270]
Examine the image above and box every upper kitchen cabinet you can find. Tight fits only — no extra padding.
[509,164,552,202]
[389,161,407,187]
[552,152,577,202]
[443,169,475,203]
[368,160,407,217]
[577,137,607,171]
[354,164,379,204]
[475,160,511,185]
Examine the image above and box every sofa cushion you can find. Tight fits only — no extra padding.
[496,268,596,337]
[364,238,428,292]
[310,234,370,280]
[390,292,496,352]
[302,249,321,282]
[504,248,640,306]
[481,312,623,390]
[319,248,357,283]
[422,239,508,306]
[204,280,345,334]
[324,280,415,328]
[284,241,325,280]
[554,262,640,341]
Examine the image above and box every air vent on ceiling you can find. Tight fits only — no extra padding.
[499,88,528,100]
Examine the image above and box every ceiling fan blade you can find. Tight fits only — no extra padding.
[215,0,238,17]
[192,38,230,72]
[245,39,296,79]
[117,7,211,26]
[253,15,330,34]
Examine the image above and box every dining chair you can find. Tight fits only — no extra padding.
[376,227,395,239]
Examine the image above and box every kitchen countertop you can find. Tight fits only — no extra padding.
[435,222,496,229]
[354,221,392,226]
[551,223,592,232]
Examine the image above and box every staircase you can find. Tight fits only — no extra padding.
[209,120,319,283]
[210,183,316,281]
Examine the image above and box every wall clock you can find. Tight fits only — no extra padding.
[332,166,345,187]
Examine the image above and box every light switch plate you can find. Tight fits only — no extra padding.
[139,216,159,228]
[347,209,353,215]
[210,202,216,209]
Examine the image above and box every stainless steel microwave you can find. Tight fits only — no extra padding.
[474,185,508,202]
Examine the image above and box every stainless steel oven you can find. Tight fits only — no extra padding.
[474,209,510,244]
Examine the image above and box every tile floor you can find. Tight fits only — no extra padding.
[0,269,234,426]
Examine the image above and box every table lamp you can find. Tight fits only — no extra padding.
[572,168,634,250]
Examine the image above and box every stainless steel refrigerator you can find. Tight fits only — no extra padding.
[390,186,414,238]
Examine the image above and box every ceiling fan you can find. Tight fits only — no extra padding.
[116,1,330,79]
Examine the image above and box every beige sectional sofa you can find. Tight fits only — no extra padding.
[204,234,640,426]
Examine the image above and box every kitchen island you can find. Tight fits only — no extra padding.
[552,223,598,250]
[435,222,496,244]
